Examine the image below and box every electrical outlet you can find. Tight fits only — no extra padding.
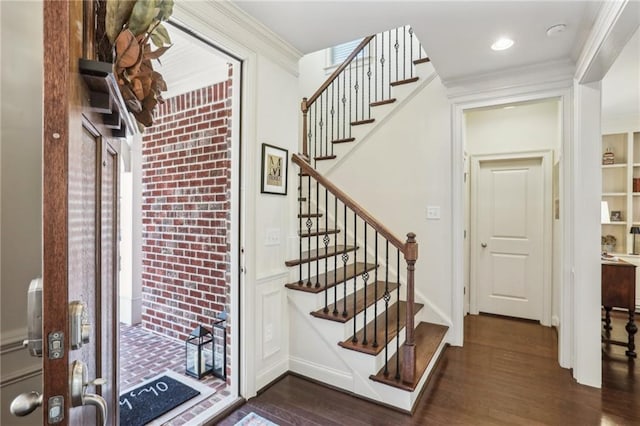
[264,324,273,342]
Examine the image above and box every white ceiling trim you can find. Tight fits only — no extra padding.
[174,1,303,76]
[575,0,638,83]
[444,58,575,100]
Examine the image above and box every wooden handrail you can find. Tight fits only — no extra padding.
[304,35,375,111]
[293,153,407,253]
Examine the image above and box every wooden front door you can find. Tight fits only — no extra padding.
[42,2,119,424]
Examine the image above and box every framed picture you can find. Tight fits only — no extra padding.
[260,143,288,195]
[610,210,622,221]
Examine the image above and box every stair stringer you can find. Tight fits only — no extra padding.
[318,62,437,176]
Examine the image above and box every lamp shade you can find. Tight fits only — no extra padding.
[630,226,640,235]
[601,201,611,224]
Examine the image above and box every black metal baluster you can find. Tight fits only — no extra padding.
[330,82,335,155]
[395,27,399,83]
[409,27,414,78]
[388,29,392,98]
[367,42,372,119]
[306,176,312,286]
[313,102,318,164]
[373,231,379,348]
[353,58,358,123]
[307,108,313,160]
[374,36,378,103]
[298,175,303,285]
[380,32,385,101]
[361,49,365,120]
[342,202,348,317]
[324,91,329,157]
[342,72,347,139]
[315,180,320,288]
[395,248,401,380]
[323,187,329,312]
[383,240,390,376]
[403,25,407,80]
[318,94,324,158]
[348,61,353,132]
[352,211,358,342]
[362,223,369,346]
[333,195,339,315]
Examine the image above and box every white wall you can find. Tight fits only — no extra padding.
[252,54,299,390]
[173,1,302,398]
[0,1,43,424]
[465,100,561,158]
[464,99,562,324]
[325,76,454,327]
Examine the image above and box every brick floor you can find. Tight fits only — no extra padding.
[120,323,231,425]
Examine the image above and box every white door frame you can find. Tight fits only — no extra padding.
[469,151,553,326]
[451,88,571,368]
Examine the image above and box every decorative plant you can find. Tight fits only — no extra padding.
[602,235,617,248]
[105,0,174,128]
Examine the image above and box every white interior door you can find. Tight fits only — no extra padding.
[473,156,545,321]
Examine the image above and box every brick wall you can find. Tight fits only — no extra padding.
[140,67,233,380]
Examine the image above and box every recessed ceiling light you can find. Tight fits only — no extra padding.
[546,24,567,37]
[491,37,514,51]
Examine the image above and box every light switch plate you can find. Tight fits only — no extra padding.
[426,206,440,220]
[265,228,280,246]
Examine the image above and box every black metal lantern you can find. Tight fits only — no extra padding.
[212,318,227,380]
[185,325,213,379]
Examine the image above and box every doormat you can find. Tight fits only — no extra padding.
[234,412,279,426]
[119,370,214,426]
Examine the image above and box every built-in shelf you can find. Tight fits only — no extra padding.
[601,131,640,255]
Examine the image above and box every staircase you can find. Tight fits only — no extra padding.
[285,26,449,413]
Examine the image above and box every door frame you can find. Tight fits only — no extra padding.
[469,151,553,326]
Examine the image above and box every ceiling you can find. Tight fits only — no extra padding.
[232,1,602,84]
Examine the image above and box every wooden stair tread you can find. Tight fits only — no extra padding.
[298,212,323,218]
[298,228,340,237]
[311,281,399,323]
[285,262,377,293]
[351,118,375,126]
[332,137,356,144]
[390,77,419,87]
[413,57,431,65]
[338,301,424,355]
[284,244,357,267]
[314,155,337,161]
[370,98,396,107]
[369,322,448,391]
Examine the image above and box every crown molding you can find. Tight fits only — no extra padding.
[575,0,639,83]
[174,1,302,76]
[444,58,575,102]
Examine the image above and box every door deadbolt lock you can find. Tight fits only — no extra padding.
[69,301,90,350]
[481,243,487,248]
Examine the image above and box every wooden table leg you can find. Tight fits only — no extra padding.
[604,306,612,332]
[625,310,637,358]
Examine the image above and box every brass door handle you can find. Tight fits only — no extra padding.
[481,243,487,248]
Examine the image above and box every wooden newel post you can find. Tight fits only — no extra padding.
[401,232,418,384]
[301,97,309,159]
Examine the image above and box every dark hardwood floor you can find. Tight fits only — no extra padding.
[217,313,638,425]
